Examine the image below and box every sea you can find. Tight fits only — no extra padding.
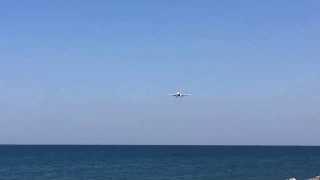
[0,145,319,180]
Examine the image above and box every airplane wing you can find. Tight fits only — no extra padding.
[168,94,176,96]
[181,94,190,96]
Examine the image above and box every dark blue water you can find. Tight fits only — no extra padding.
[0,145,319,180]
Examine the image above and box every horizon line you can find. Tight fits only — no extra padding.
[0,144,319,147]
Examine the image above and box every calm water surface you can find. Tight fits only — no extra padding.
[0,145,319,180]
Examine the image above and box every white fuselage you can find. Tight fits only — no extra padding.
[169,91,190,98]
[175,92,182,98]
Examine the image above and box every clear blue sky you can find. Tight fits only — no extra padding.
[1,0,319,145]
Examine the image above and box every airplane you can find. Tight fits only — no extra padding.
[168,90,191,98]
